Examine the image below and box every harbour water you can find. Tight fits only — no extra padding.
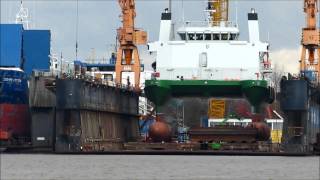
[0,154,319,180]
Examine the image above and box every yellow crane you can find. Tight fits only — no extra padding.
[116,0,147,89]
[207,0,229,25]
[300,0,320,83]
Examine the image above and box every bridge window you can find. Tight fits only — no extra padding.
[188,33,196,40]
[196,33,204,40]
[204,33,212,40]
[229,33,239,40]
[221,33,228,40]
[179,33,186,40]
[213,34,220,40]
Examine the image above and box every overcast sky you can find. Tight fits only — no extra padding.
[1,0,319,72]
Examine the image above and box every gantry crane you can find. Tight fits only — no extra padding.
[300,0,320,83]
[116,0,147,89]
[207,0,229,25]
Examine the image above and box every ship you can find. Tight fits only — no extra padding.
[0,67,30,145]
[144,1,275,146]
[0,1,51,150]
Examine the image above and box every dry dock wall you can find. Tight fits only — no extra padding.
[307,102,320,146]
[280,80,320,153]
[29,75,56,149]
[55,79,139,152]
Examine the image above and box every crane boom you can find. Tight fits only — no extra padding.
[116,0,147,88]
[300,0,320,83]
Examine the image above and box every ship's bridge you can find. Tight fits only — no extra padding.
[177,21,239,41]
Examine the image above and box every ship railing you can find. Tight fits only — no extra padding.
[85,77,137,91]
[67,74,139,92]
[32,69,58,77]
[178,21,238,28]
[84,137,123,143]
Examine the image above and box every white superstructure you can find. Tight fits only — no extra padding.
[148,8,272,81]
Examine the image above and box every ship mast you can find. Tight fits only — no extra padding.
[300,0,320,83]
[116,0,147,89]
[15,0,29,29]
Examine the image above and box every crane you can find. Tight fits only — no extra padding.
[116,0,147,89]
[300,0,320,84]
[207,0,229,25]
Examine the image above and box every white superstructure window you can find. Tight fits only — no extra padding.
[179,33,186,40]
[188,33,196,40]
[180,32,238,41]
[196,33,204,40]
[213,34,220,40]
[229,34,238,40]
[221,33,228,40]
[204,33,212,40]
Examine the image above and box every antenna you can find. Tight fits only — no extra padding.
[182,0,185,23]
[15,0,29,29]
[60,52,63,75]
[75,0,79,60]
[235,0,238,26]
[32,0,36,28]
[169,0,172,13]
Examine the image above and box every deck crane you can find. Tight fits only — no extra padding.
[116,0,147,89]
[207,0,229,25]
[300,0,320,84]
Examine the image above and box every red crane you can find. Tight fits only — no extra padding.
[116,0,147,89]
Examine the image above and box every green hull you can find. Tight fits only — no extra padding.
[144,79,272,109]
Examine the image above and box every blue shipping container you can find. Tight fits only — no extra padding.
[0,24,24,67]
[23,30,50,75]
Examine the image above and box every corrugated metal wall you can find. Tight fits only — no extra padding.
[29,76,56,107]
[80,111,139,151]
[55,79,140,152]
[0,24,23,67]
[308,103,320,144]
[23,30,50,75]
[29,76,56,149]
[56,110,139,152]
[31,109,55,148]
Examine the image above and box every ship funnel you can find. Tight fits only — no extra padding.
[248,8,260,43]
[159,9,172,41]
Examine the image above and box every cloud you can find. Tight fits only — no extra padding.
[270,48,300,74]
[1,0,316,75]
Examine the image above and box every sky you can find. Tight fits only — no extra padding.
[1,0,319,73]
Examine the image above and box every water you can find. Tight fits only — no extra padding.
[1,154,319,180]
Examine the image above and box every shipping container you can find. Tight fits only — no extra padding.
[22,30,50,75]
[0,24,23,67]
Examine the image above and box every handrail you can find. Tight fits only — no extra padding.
[177,21,238,28]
